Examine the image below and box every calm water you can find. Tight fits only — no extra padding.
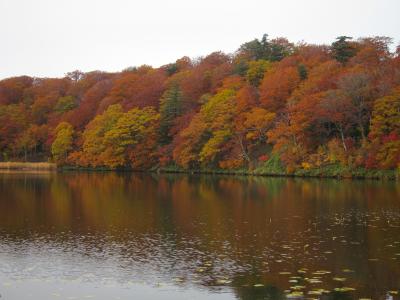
[0,172,399,300]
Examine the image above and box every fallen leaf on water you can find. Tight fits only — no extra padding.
[253,283,264,287]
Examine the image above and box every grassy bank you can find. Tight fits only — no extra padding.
[156,166,398,180]
[290,165,399,180]
[155,155,399,180]
[250,156,399,179]
[57,160,399,180]
[0,162,57,170]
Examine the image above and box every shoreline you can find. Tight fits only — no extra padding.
[61,165,398,180]
[0,162,397,180]
[0,162,57,171]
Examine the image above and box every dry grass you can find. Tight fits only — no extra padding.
[0,162,57,170]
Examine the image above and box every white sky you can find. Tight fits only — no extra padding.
[0,0,399,79]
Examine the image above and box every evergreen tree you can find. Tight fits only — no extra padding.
[159,84,183,145]
[297,64,308,80]
[331,36,357,64]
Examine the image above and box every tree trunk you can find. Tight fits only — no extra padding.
[338,125,347,152]
[237,134,250,163]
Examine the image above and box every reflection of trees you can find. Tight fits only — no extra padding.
[0,172,399,298]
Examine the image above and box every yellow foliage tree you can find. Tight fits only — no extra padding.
[51,122,74,164]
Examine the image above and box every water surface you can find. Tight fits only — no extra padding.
[0,172,399,299]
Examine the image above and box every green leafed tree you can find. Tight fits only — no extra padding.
[55,96,76,113]
[246,60,271,86]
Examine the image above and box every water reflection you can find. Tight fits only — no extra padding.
[0,172,399,299]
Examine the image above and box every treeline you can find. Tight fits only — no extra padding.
[0,35,399,175]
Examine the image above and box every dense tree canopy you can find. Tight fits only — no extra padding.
[0,35,399,173]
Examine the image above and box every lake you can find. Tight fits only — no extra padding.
[0,172,399,299]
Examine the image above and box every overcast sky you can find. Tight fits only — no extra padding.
[0,0,399,79]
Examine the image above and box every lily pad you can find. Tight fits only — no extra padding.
[216,279,231,285]
[196,267,205,273]
[307,278,322,284]
[286,291,304,298]
[333,277,347,282]
[308,290,323,295]
[342,269,354,273]
[334,287,356,292]
[313,270,331,275]
[297,269,307,274]
[290,285,306,290]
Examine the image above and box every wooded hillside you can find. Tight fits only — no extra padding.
[1,35,399,174]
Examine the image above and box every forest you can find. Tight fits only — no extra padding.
[0,35,399,177]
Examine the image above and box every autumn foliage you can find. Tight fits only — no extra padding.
[0,35,399,172]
